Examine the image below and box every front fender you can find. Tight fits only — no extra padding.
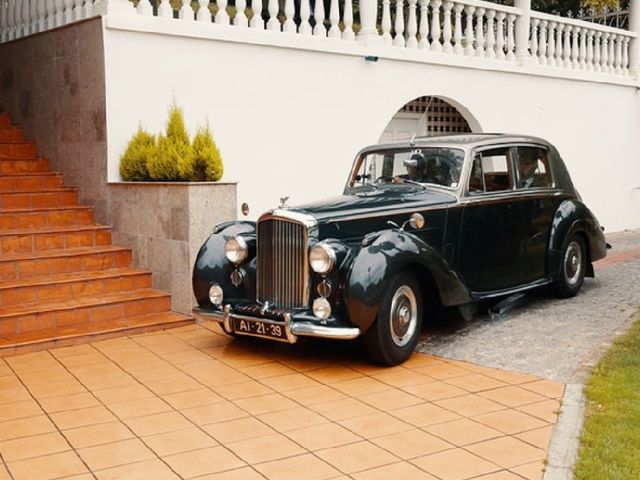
[192,221,256,307]
[547,200,606,278]
[345,230,471,333]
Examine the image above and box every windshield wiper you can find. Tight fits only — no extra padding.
[396,178,426,190]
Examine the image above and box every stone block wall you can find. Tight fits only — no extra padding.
[0,18,109,222]
[108,182,237,314]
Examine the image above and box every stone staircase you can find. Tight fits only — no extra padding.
[0,112,192,355]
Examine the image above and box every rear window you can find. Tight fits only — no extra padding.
[515,147,552,189]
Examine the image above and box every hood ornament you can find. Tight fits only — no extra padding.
[279,196,290,208]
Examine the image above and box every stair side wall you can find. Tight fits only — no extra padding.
[0,18,109,224]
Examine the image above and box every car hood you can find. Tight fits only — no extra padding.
[292,188,458,223]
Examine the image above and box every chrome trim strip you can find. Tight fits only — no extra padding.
[326,204,453,224]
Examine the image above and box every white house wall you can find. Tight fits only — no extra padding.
[103,19,640,232]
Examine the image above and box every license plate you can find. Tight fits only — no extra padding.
[232,317,288,341]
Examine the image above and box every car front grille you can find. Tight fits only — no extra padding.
[257,216,309,309]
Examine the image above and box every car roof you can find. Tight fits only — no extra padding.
[366,133,552,150]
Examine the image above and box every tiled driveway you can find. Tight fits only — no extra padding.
[0,323,564,480]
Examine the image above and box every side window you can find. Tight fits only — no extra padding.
[468,148,513,194]
[516,147,552,189]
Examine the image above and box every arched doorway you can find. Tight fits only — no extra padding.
[380,96,478,142]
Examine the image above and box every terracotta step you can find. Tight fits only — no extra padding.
[0,113,11,128]
[0,225,112,255]
[0,173,63,192]
[0,268,152,307]
[0,288,172,337]
[0,311,193,357]
[0,158,49,174]
[0,206,94,230]
[0,143,36,159]
[0,127,25,143]
[0,245,132,282]
[0,187,79,209]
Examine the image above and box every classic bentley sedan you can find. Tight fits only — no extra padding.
[192,134,607,365]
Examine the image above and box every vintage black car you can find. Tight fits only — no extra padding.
[193,134,607,365]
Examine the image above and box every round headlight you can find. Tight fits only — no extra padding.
[224,236,248,264]
[209,284,224,306]
[313,297,332,320]
[309,243,336,274]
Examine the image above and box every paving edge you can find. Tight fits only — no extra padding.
[543,383,585,480]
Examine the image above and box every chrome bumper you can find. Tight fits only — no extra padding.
[193,305,361,343]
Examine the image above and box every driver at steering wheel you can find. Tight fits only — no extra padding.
[402,153,426,182]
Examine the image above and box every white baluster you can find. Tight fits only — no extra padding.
[282,0,294,31]
[614,34,623,74]
[622,37,630,74]
[393,0,404,47]
[464,5,475,56]
[1,0,7,42]
[342,0,353,39]
[547,22,556,66]
[593,31,601,72]
[195,0,210,20]
[54,0,63,26]
[82,0,90,19]
[30,0,38,31]
[474,8,484,57]
[13,0,21,36]
[417,0,427,49]
[563,25,572,67]
[530,18,538,62]
[554,24,563,67]
[233,0,246,25]
[22,0,31,34]
[571,26,580,68]
[405,0,417,47]
[179,0,193,20]
[158,0,172,17]
[7,0,15,39]
[608,33,616,73]
[506,13,515,60]
[313,0,324,36]
[430,0,441,52]
[328,0,339,37]
[585,30,593,70]
[298,0,310,34]
[538,19,547,65]
[495,11,505,60]
[72,0,82,20]
[578,27,587,69]
[485,9,496,59]
[266,0,278,30]
[601,33,610,73]
[381,0,391,44]
[453,3,463,54]
[46,0,54,28]
[216,0,229,24]
[442,1,452,53]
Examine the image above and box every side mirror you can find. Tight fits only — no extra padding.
[409,213,425,230]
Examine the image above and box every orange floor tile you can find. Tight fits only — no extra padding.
[0,322,565,480]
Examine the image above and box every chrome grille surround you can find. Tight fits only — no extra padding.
[256,210,316,309]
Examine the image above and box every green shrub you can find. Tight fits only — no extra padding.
[119,126,155,181]
[193,124,223,181]
[147,134,179,181]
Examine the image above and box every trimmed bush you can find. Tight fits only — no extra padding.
[193,124,223,181]
[119,126,155,181]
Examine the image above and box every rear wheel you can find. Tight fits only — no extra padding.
[552,234,586,298]
[365,272,423,366]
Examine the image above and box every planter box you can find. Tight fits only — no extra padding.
[108,182,237,314]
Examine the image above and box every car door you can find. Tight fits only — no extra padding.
[514,145,557,283]
[457,146,526,293]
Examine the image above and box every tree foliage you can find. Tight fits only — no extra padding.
[119,126,155,181]
[193,124,224,182]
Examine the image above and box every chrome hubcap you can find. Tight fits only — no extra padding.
[390,285,417,347]
[564,241,583,287]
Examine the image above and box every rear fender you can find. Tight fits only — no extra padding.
[345,229,471,333]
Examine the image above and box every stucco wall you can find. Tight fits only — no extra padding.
[0,18,110,223]
[103,17,640,233]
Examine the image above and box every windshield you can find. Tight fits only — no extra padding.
[348,147,465,191]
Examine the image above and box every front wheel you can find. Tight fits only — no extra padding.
[551,234,587,298]
[364,272,423,366]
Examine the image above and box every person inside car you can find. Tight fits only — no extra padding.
[518,151,545,188]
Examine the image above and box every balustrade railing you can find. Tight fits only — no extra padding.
[0,0,638,80]
[530,11,634,74]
